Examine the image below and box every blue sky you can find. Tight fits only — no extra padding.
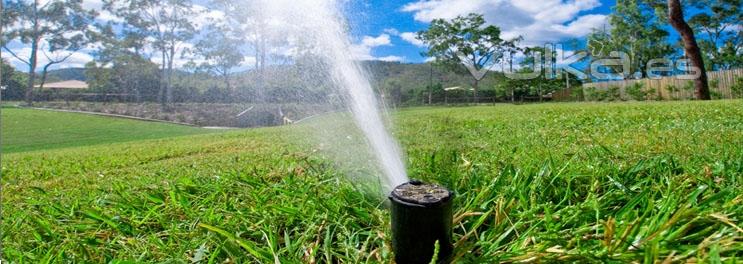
[345,0,616,63]
[3,0,620,70]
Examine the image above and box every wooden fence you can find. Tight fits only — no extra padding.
[581,69,743,100]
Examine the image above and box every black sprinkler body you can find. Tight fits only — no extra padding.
[389,180,453,264]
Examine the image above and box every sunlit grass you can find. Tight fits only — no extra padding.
[2,100,742,262]
[1,108,214,153]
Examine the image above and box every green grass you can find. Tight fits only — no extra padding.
[2,100,742,263]
[1,108,214,153]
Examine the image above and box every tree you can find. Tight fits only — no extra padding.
[210,0,300,102]
[2,0,94,105]
[105,0,197,107]
[668,0,711,100]
[417,13,519,102]
[521,47,554,101]
[1,59,27,100]
[193,25,243,91]
[688,0,742,70]
[1,0,9,101]
[587,0,673,79]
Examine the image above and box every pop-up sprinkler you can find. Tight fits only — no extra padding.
[389,180,453,264]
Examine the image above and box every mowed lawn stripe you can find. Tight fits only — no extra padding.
[1,107,217,153]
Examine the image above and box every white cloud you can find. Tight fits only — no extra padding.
[401,0,608,44]
[400,32,426,47]
[361,34,392,47]
[550,14,608,37]
[191,4,227,30]
[350,34,403,62]
[376,55,405,62]
[383,28,400,35]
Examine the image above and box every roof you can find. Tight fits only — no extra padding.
[36,80,88,89]
[444,86,474,91]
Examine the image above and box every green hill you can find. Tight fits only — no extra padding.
[45,67,87,82]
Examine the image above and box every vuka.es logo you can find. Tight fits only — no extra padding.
[456,51,495,82]
[457,43,702,81]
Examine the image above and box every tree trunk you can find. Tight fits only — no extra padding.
[254,40,265,103]
[25,39,39,105]
[472,79,479,103]
[538,84,543,102]
[166,44,175,105]
[667,0,710,100]
[23,1,41,106]
[428,64,433,104]
[511,87,515,102]
[158,52,166,107]
[1,0,4,104]
[39,62,53,89]
[224,73,230,91]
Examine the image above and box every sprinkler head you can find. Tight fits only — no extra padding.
[389,180,453,264]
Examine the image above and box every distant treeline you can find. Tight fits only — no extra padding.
[1,59,582,105]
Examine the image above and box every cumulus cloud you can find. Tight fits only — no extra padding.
[401,0,608,44]
[383,28,400,35]
[376,55,406,62]
[350,34,404,62]
[361,34,392,47]
[191,4,227,30]
[400,32,426,47]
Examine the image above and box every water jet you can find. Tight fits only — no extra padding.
[389,180,453,264]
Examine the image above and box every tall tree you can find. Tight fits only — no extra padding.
[1,0,8,102]
[2,0,94,105]
[209,0,287,102]
[688,0,742,70]
[87,20,161,102]
[193,25,243,91]
[668,0,711,100]
[417,13,519,103]
[105,0,196,107]
[587,0,673,79]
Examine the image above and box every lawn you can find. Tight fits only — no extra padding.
[2,100,742,262]
[1,107,215,153]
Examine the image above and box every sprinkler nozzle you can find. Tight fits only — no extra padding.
[389,181,453,264]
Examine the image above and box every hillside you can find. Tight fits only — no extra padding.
[45,67,87,82]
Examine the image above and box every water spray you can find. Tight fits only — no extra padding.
[389,180,453,264]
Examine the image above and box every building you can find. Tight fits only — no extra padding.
[35,80,89,90]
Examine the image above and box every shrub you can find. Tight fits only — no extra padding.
[646,88,659,101]
[709,78,719,89]
[627,82,647,101]
[665,84,680,100]
[583,87,596,101]
[570,87,584,101]
[608,86,621,101]
[711,91,723,99]
[732,77,743,98]
[709,78,722,99]
[665,84,679,93]
[593,90,608,101]
[682,81,695,91]
[681,81,696,100]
